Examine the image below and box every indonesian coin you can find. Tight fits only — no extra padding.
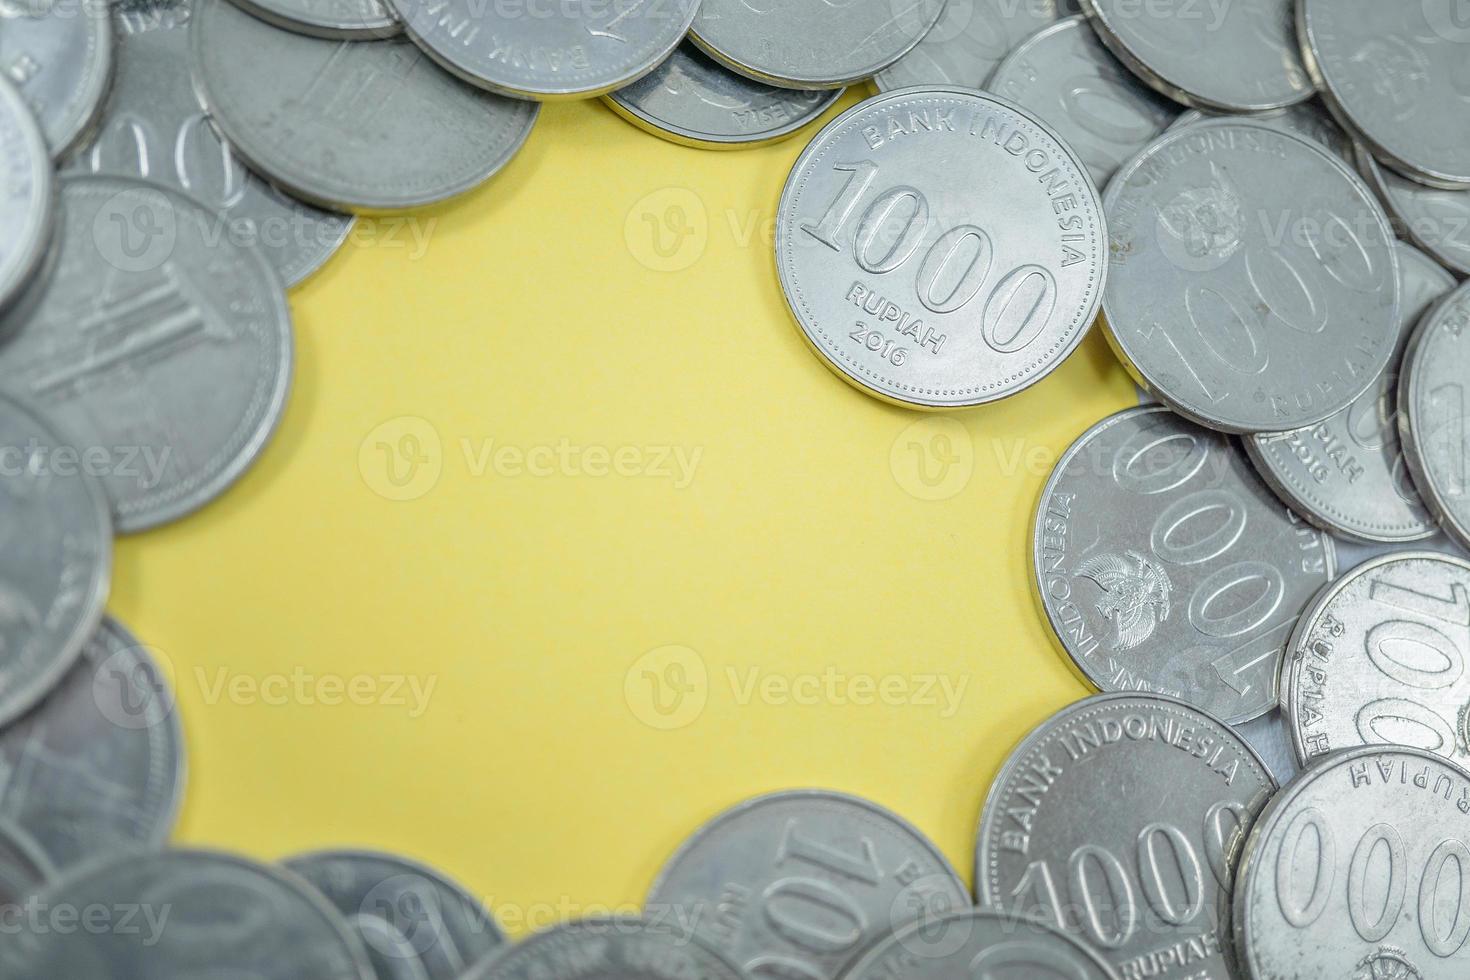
[0,75,53,316]
[1244,243,1454,545]
[776,88,1106,408]
[466,917,745,980]
[976,692,1276,980]
[1167,99,1353,163]
[874,0,1078,92]
[1101,120,1401,434]
[0,0,113,158]
[1358,143,1470,279]
[1081,0,1309,112]
[841,908,1116,980]
[227,0,399,40]
[1235,710,1300,787]
[645,789,968,980]
[1233,745,1470,978]
[0,175,294,532]
[285,850,505,980]
[1298,0,1470,190]
[0,390,110,729]
[1400,280,1470,551]
[691,0,945,90]
[190,0,540,213]
[71,0,354,288]
[1034,406,1335,724]
[0,818,51,912]
[606,43,842,149]
[986,15,1176,188]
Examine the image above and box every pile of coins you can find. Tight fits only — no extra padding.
[1,0,1469,977]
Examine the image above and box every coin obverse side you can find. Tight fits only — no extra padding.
[1401,281,1470,551]
[0,75,54,316]
[1035,406,1335,724]
[645,789,969,980]
[977,693,1276,980]
[1358,144,1470,279]
[1234,745,1470,979]
[1298,0,1470,190]
[226,0,401,40]
[190,0,540,213]
[874,0,1078,92]
[777,88,1106,409]
[1245,243,1454,544]
[466,917,745,980]
[0,2,113,158]
[1167,100,1353,163]
[1102,120,1401,433]
[606,44,843,150]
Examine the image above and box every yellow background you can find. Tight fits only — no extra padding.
[111,91,1135,927]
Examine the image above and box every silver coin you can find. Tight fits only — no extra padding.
[1401,280,1470,551]
[1167,99,1353,163]
[1102,120,1401,434]
[0,616,184,870]
[776,88,1106,408]
[1,848,373,979]
[285,850,504,980]
[645,789,968,980]
[0,818,51,909]
[1245,243,1454,545]
[0,390,110,729]
[841,908,1115,980]
[0,75,53,316]
[1234,710,1300,786]
[1234,745,1470,978]
[873,0,1077,92]
[0,175,294,532]
[691,0,945,90]
[605,43,842,150]
[190,0,540,213]
[0,0,113,159]
[976,693,1275,980]
[466,916,745,980]
[986,15,1176,188]
[1298,0,1470,191]
[226,0,400,40]
[70,0,354,288]
[1358,143,1470,279]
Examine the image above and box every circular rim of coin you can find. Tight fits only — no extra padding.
[467,914,746,980]
[17,4,116,159]
[775,85,1107,409]
[1356,143,1470,279]
[1400,280,1470,549]
[0,76,55,317]
[221,0,403,40]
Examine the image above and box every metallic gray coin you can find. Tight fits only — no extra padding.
[841,908,1116,980]
[1167,100,1353,163]
[71,0,354,288]
[777,88,1106,408]
[466,917,745,980]
[646,789,968,980]
[0,390,110,728]
[285,850,504,980]
[1298,0,1470,191]
[1245,243,1454,545]
[0,818,51,910]
[976,693,1276,980]
[0,75,53,315]
[873,0,1077,92]
[1401,281,1470,551]
[1234,745,1470,978]
[190,0,540,213]
[605,43,842,149]
[1285,552,1470,771]
[1,849,373,979]
[1358,144,1470,279]
[0,175,294,532]
[226,0,400,40]
[986,15,1176,188]
[1035,406,1335,723]
[1102,120,1401,433]
[692,0,945,90]
[390,0,698,101]
[1235,710,1300,786]
[0,0,113,158]
[0,616,184,870]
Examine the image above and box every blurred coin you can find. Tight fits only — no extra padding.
[1245,243,1454,544]
[74,0,354,287]
[986,15,1175,187]
[842,908,1115,980]
[777,87,1105,408]
[1234,745,1470,977]
[874,0,1077,92]
[1298,0,1470,190]
[692,0,945,90]
[0,0,113,158]
[646,789,967,980]
[0,76,53,316]
[1401,280,1470,550]
[286,850,504,980]
[1082,0,1309,111]
[467,917,744,980]
[1358,144,1470,278]
[1167,99,1352,162]
[1035,406,1334,723]
[0,175,294,531]
[190,0,539,213]
[606,43,842,149]
[227,0,399,39]
[1102,120,1400,433]
[0,818,51,908]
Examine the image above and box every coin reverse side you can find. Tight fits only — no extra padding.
[1401,280,1470,551]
